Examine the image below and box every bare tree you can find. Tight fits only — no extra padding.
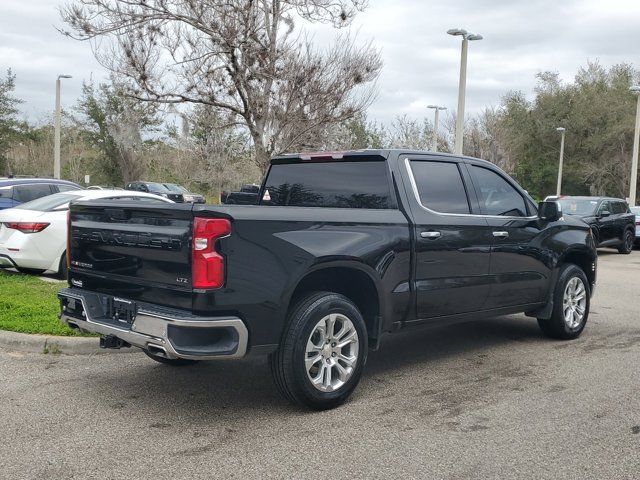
[60,0,382,172]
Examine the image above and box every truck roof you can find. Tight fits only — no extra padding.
[271,149,497,168]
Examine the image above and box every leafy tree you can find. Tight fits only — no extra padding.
[76,76,160,184]
[495,62,639,200]
[0,70,24,174]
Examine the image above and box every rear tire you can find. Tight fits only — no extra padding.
[269,292,368,410]
[538,264,590,340]
[142,349,198,366]
[617,229,634,254]
[56,253,68,280]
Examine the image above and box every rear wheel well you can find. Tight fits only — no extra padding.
[560,251,595,287]
[290,267,380,341]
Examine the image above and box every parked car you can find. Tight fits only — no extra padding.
[557,196,635,254]
[162,183,205,204]
[125,181,184,202]
[60,150,597,410]
[631,206,640,246]
[86,185,125,190]
[0,190,173,278]
[0,178,82,211]
[220,184,260,204]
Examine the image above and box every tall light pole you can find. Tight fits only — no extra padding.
[54,74,72,179]
[629,86,640,207]
[427,105,447,152]
[556,127,566,196]
[447,28,482,155]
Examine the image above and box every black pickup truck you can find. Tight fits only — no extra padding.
[59,150,597,410]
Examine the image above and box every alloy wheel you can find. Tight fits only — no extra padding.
[305,313,359,392]
[562,277,587,329]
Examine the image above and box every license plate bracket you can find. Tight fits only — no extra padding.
[112,297,137,325]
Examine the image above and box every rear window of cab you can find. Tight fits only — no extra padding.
[261,160,394,209]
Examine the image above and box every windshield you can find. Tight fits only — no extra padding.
[163,183,188,193]
[558,198,599,216]
[14,192,81,211]
[145,183,172,194]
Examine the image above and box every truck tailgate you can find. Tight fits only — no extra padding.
[69,201,195,308]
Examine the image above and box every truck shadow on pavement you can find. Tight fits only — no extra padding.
[84,314,549,421]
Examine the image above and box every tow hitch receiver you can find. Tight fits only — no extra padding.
[100,335,131,350]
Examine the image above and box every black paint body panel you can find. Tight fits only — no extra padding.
[67,150,598,353]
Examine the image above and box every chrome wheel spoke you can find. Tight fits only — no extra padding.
[337,330,357,348]
[305,353,322,371]
[335,362,351,382]
[323,362,333,389]
[325,314,337,339]
[338,353,356,367]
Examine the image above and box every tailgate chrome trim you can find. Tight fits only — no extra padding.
[58,290,248,360]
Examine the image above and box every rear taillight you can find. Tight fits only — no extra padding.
[4,222,50,233]
[66,210,71,269]
[192,217,231,289]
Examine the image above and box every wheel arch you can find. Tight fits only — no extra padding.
[558,246,596,288]
[287,262,384,347]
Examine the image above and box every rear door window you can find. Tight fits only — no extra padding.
[612,201,628,214]
[262,160,393,209]
[409,160,470,214]
[13,184,54,203]
[470,166,528,217]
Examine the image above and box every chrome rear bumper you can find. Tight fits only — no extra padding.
[58,289,248,360]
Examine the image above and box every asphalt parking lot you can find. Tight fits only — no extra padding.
[1,251,639,479]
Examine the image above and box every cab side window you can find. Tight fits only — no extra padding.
[470,166,527,217]
[409,160,471,214]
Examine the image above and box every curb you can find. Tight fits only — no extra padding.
[0,329,134,355]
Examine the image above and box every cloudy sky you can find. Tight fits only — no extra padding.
[2,0,640,125]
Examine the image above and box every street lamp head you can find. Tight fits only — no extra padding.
[427,105,447,111]
[447,28,468,36]
[58,74,72,80]
[467,34,483,41]
[556,127,566,132]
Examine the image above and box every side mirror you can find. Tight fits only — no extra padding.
[600,210,611,218]
[538,201,562,222]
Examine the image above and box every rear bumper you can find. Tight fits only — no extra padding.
[58,288,248,360]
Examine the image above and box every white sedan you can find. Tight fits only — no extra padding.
[0,189,173,278]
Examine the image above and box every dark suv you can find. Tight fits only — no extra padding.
[557,196,636,254]
[0,178,82,210]
[125,181,184,202]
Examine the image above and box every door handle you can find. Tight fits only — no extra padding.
[421,231,441,239]
[493,231,509,239]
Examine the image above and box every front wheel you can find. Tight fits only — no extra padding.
[617,230,634,254]
[538,264,590,340]
[270,292,368,410]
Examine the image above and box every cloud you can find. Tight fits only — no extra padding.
[2,0,640,125]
